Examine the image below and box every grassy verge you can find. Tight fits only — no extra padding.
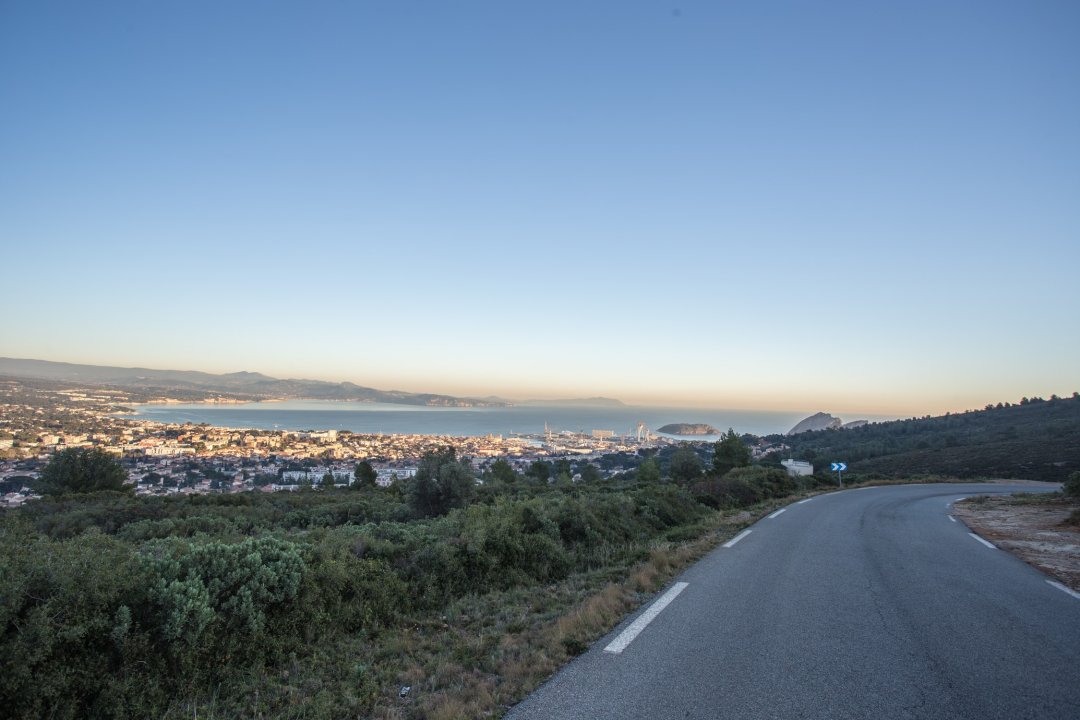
[371,506,757,719]
[196,504,763,720]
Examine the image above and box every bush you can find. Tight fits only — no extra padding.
[300,532,405,631]
[457,501,570,589]
[37,447,131,495]
[0,524,160,718]
[1064,471,1080,498]
[406,447,477,517]
[723,466,797,499]
[143,536,305,675]
[691,476,761,509]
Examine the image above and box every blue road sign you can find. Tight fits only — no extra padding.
[831,462,847,472]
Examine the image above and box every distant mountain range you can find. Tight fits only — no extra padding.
[0,357,509,407]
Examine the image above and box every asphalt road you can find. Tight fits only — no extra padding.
[506,483,1080,720]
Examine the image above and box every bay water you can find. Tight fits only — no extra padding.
[122,400,843,438]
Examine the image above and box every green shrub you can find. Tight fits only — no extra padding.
[456,501,570,589]
[37,447,131,495]
[300,532,405,631]
[0,524,161,718]
[690,477,760,509]
[143,536,305,675]
[406,447,477,517]
[1064,471,1080,498]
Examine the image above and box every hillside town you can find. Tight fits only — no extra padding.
[0,377,669,506]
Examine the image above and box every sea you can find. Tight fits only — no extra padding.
[120,400,887,439]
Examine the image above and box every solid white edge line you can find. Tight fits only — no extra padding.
[948,515,956,522]
[767,509,786,519]
[603,582,689,654]
[969,532,997,549]
[1047,580,1080,601]
[723,530,752,548]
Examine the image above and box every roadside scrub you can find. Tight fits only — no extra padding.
[358,506,758,720]
[2,468,987,719]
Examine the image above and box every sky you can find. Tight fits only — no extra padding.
[1,1,1078,415]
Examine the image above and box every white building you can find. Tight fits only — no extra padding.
[282,468,354,483]
[145,445,195,457]
[781,459,814,477]
[376,467,417,487]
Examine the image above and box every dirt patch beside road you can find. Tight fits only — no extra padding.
[953,493,1080,592]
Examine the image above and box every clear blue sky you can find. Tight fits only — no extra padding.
[2,1,1077,414]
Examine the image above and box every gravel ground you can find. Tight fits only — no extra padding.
[953,493,1080,591]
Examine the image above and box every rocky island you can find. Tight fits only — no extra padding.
[656,423,720,436]
[787,413,870,435]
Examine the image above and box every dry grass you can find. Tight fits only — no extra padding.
[361,505,763,720]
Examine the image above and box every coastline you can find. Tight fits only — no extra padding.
[118,400,813,438]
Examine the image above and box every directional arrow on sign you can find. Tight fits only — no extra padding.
[831,462,847,472]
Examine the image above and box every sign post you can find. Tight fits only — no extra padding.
[830,462,847,487]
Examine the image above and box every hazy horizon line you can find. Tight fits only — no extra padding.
[3,353,1068,421]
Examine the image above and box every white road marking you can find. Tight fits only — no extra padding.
[603,582,689,654]
[797,498,813,505]
[969,532,997,550]
[723,530,752,548]
[948,515,956,523]
[1047,580,1080,601]
[767,509,786,519]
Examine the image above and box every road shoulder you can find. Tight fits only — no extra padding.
[953,492,1080,592]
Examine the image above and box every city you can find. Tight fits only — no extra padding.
[0,377,673,506]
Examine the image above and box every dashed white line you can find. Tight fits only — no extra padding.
[948,515,957,523]
[723,530,752,548]
[604,582,689,654]
[1047,580,1080,601]
[969,532,997,550]
[797,498,813,505]
[767,509,786,519]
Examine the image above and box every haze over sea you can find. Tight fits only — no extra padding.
[123,401,897,439]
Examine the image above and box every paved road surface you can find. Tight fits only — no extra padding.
[506,483,1079,719]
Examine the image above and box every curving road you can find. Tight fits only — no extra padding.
[506,483,1080,720]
